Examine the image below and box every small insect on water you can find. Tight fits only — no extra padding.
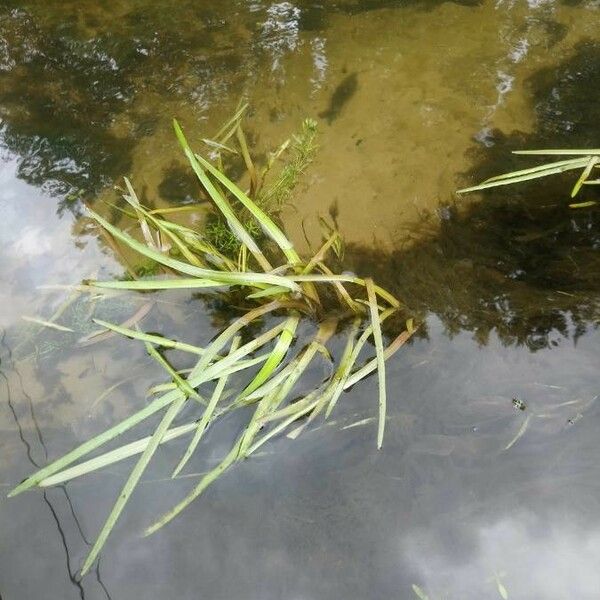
[512,397,527,411]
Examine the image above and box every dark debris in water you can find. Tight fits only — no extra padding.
[319,72,358,125]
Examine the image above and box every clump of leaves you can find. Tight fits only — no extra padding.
[9,112,415,576]
[458,148,600,208]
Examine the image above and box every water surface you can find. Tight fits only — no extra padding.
[1,1,600,598]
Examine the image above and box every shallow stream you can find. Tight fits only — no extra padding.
[1,1,600,598]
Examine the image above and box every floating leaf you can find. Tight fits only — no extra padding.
[411,584,430,600]
[21,316,74,332]
[365,278,387,449]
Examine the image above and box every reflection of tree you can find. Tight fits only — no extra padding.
[0,5,140,206]
[0,1,269,213]
[346,42,600,351]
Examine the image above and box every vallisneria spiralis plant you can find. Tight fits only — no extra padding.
[9,106,416,576]
[457,148,600,208]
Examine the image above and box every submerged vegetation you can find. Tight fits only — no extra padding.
[203,104,319,253]
[9,108,414,575]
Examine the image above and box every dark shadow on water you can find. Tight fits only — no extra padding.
[345,41,600,351]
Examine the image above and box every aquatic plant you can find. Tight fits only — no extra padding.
[458,149,600,208]
[202,103,318,253]
[9,113,415,575]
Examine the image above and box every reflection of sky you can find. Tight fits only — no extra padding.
[393,317,600,599]
[0,154,116,328]
[403,511,600,598]
[3,312,600,598]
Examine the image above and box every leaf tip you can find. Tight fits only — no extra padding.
[143,523,158,537]
[173,119,188,149]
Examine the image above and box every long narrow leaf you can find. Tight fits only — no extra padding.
[246,387,328,455]
[89,278,224,291]
[187,301,285,382]
[325,319,361,418]
[213,102,249,141]
[457,158,590,193]
[79,302,153,347]
[236,125,258,195]
[482,157,586,184]
[93,319,209,356]
[145,439,243,537]
[345,326,416,389]
[80,391,188,575]
[365,278,387,449]
[571,156,599,197]
[144,341,201,402]
[239,314,299,398]
[39,421,199,487]
[21,316,74,332]
[122,177,158,250]
[147,353,269,395]
[513,149,600,156]
[172,336,241,477]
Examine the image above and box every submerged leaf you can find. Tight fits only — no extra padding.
[92,319,208,356]
[239,314,299,398]
[80,391,188,575]
[39,421,199,487]
[89,278,224,291]
[569,200,598,208]
[571,156,599,197]
[78,302,153,346]
[504,414,531,451]
[513,149,600,155]
[457,158,590,193]
[144,341,202,402]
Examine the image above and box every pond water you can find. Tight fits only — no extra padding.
[1,0,600,598]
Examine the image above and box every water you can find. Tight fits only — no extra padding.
[1,1,600,598]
